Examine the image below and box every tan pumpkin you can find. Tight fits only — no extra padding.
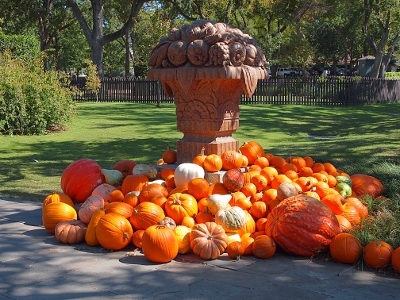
[190,222,228,260]
[91,183,117,202]
[132,163,158,180]
[78,195,105,224]
[55,220,87,244]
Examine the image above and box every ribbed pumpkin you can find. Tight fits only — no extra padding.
[265,195,341,257]
[252,235,276,259]
[85,208,106,246]
[91,183,116,202]
[221,150,243,170]
[96,213,133,250]
[105,202,134,218]
[42,202,78,233]
[121,174,149,195]
[363,240,394,269]
[239,141,264,165]
[42,192,74,209]
[215,206,246,233]
[61,158,105,203]
[55,220,87,244]
[138,182,169,203]
[129,202,165,230]
[350,174,383,198]
[78,195,104,224]
[142,224,179,263]
[329,232,363,264]
[165,193,198,225]
[112,159,137,179]
[222,168,245,192]
[190,222,228,260]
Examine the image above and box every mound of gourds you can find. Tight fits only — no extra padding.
[41,140,400,271]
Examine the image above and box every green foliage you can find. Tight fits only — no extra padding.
[0,52,76,135]
[0,32,40,60]
[83,59,101,101]
[386,72,400,79]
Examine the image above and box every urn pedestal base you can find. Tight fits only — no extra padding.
[177,136,238,164]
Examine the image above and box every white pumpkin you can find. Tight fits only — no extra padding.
[174,163,205,187]
[206,194,232,215]
[215,206,246,232]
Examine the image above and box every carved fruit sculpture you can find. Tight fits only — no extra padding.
[265,195,341,257]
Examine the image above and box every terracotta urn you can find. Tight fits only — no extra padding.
[147,20,269,163]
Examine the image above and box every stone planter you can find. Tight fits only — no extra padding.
[148,65,268,163]
[147,20,269,163]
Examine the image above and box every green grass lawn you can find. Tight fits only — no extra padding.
[1,101,399,203]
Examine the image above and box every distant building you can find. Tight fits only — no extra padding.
[358,56,375,77]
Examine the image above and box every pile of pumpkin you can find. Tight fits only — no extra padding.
[41,140,400,271]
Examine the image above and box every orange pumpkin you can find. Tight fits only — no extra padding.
[162,143,177,164]
[139,182,169,203]
[329,232,363,264]
[252,234,276,259]
[239,141,264,165]
[350,174,383,198]
[192,147,207,168]
[129,202,165,230]
[112,159,137,179]
[227,241,245,259]
[221,150,243,170]
[165,193,198,224]
[42,192,74,209]
[363,240,394,269]
[203,154,223,172]
[96,213,133,250]
[42,202,78,233]
[121,174,149,195]
[142,224,179,263]
[105,202,134,218]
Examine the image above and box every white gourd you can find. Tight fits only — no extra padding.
[174,163,205,187]
[206,194,232,215]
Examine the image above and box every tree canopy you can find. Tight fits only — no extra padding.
[0,0,398,78]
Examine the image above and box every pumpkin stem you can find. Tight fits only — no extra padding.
[166,143,170,151]
[200,147,205,156]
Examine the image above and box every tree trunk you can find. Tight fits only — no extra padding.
[125,32,131,77]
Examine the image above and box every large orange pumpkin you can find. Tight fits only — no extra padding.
[60,158,105,203]
[121,174,149,195]
[142,224,179,263]
[265,195,341,257]
[42,192,74,209]
[42,202,78,233]
[96,213,133,250]
[350,174,383,198]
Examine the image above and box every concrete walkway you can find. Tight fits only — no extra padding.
[0,197,399,300]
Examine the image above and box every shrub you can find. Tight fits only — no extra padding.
[0,52,76,135]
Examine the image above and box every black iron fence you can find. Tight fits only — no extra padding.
[71,76,400,105]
